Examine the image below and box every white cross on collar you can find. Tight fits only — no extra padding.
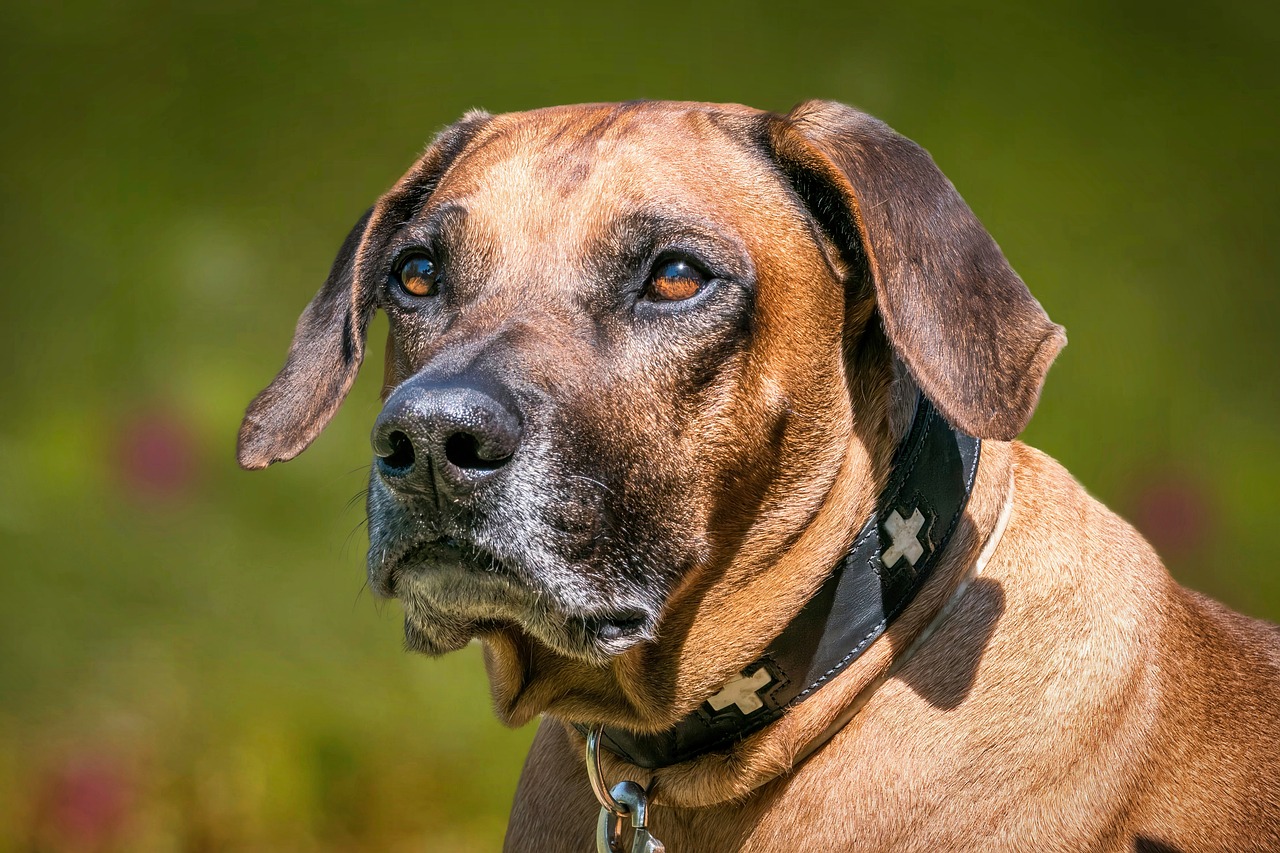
[707,667,773,715]
[883,508,927,568]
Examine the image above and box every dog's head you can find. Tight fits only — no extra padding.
[238,101,1062,719]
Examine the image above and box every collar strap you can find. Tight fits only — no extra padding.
[584,395,980,769]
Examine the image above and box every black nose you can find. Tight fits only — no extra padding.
[372,378,522,495]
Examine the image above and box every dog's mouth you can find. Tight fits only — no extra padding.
[378,534,656,662]
[397,536,498,579]
[373,533,503,595]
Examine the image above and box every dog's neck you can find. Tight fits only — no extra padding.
[583,389,980,764]
[484,342,1014,807]
[576,376,1015,808]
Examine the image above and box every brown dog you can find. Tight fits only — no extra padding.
[238,101,1280,851]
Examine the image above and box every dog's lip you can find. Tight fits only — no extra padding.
[403,535,466,562]
[402,602,655,662]
[390,555,656,656]
[375,534,659,660]
[584,610,651,644]
[376,534,485,597]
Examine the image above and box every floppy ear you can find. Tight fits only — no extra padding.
[766,100,1066,440]
[236,208,375,469]
[237,109,494,469]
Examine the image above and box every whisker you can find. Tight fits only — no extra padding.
[566,473,616,497]
[333,463,372,484]
[341,517,369,559]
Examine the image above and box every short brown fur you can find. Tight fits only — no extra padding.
[239,101,1280,851]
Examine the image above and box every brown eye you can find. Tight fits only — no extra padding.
[397,254,438,297]
[645,259,706,302]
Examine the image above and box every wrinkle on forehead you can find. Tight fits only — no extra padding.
[439,109,761,216]
[408,102,810,303]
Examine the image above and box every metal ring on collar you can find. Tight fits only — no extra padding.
[586,725,625,815]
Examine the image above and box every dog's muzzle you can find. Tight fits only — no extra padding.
[364,365,666,661]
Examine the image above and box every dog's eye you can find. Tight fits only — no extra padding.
[644,259,706,302]
[396,254,438,298]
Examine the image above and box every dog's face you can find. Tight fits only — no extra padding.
[238,101,1063,721]
[363,104,854,664]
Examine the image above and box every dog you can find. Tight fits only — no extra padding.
[237,100,1280,851]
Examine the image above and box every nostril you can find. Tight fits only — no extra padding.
[444,432,510,472]
[378,430,416,475]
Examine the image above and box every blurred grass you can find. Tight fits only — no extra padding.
[0,0,1277,849]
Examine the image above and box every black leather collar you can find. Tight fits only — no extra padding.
[583,394,980,769]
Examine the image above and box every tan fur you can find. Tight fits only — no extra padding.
[412,104,882,736]
[510,442,1280,850]
[487,106,1280,851]
[238,101,1280,851]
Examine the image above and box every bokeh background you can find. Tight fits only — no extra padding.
[1,1,1277,850]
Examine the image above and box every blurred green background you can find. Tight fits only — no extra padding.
[1,1,1276,849]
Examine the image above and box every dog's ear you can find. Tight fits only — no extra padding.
[236,207,375,469]
[237,110,493,469]
[765,100,1066,440]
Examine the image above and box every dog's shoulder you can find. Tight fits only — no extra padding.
[1003,441,1168,608]
[1002,442,1280,846]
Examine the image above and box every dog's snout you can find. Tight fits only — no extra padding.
[372,380,522,494]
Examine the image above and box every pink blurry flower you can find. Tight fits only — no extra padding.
[1129,469,1214,560]
[36,755,134,848]
[113,406,199,500]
